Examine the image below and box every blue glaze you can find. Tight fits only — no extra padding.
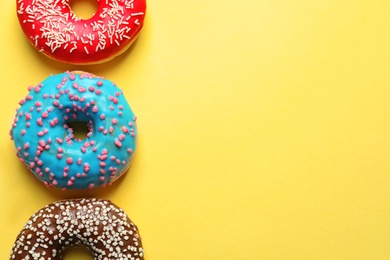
[10,71,138,189]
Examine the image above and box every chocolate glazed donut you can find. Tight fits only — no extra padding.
[10,198,144,259]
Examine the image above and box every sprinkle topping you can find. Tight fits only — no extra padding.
[10,198,144,260]
[10,71,138,190]
[17,0,146,64]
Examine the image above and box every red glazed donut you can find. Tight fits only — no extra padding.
[10,198,144,260]
[16,0,146,64]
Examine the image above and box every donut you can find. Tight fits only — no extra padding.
[10,198,144,259]
[16,0,146,64]
[10,71,138,190]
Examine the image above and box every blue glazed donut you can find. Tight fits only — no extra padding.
[10,71,138,190]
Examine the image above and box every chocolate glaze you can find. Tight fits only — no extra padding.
[10,198,144,259]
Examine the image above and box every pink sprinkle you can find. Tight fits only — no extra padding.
[21,129,26,135]
[121,126,129,133]
[100,155,107,161]
[100,176,105,181]
[35,101,42,107]
[63,172,68,177]
[109,126,114,134]
[56,138,63,144]
[100,114,106,120]
[111,118,118,125]
[57,154,62,159]
[92,106,98,112]
[89,183,95,189]
[36,118,43,126]
[127,148,133,154]
[97,81,103,86]
[67,180,73,186]
[57,147,63,153]
[39,140,46,147]
[42,112,48,118]
[66,158,73,164]
[24,143,30,149]
[131,132,135,137]
[110,156,116,161]
[77,158,82,165]
[95,90,102,95]
[114,139,122,147]
[119,134,125,141]
[29,162,35,168]
[89,86,95,92]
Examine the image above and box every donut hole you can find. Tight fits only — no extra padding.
[65,121,91,141]
[69,0,99,20]
[63,245,94,259]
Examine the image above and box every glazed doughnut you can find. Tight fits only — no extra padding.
[10,198,144,259]
[10,71,138,190]
[16,0,146,64]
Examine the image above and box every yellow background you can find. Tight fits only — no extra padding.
[1,0,390,259]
